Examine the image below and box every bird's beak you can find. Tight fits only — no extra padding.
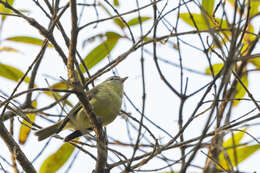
[121,77,128,83]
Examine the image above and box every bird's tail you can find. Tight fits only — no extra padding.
[35,120,63,141]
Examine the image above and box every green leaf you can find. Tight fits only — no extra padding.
[6,36,53,47]
[180,13,208,30]
[113,16,151,28]
[80,32,121,71]
[143,37,153,42]
[105,32,121,39]
[113,0,119,6]
[222,128,247,148]
[113,18,125,28]
[205,63,223,75]
[19,113,36,144]
[179,13,229,30]
[0,63,30,83]
[39,142,75,173]
[233,73,248,106]
[127,16,151,27]
[219,144,260,170]
[0,0,14,21]
[19,101,37,144]
[202,0,215,15]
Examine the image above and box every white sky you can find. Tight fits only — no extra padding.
[0,0,260,172]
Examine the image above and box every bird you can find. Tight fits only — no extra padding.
[35,76,127,142]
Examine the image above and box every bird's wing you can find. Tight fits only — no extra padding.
[64,127,93,142]
[64,130,82,142]
[57,87,100,132]
[85,86,99,100]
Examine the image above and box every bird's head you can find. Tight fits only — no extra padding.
[106,76,128,84]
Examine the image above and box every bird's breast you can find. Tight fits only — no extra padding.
[91,89,122,125]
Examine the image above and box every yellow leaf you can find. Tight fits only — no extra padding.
[241,24,256,55]
[222,128,247,148]
[0,46,19,53]
[0,0,14,21]
[205,63,224,75]
[39,142,76,173]
[43,82,72,107]
[113,0,119,6]
[233,73,248,106]
[218,129,257,170]
[202,0,215,15]
[226,0,259,17]
[43,82,69,97]
[19,101,37,144]
[219,144,260,170]
[250,58,260,69]
[249,0,260,17]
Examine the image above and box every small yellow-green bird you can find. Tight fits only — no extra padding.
[35,76,127,142]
